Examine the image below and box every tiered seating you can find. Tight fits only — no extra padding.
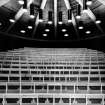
[0,48,105,105]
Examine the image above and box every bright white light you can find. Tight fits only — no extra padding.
[9,19,15,23]
[20,30,26,33]
[43,34,47,37]
[30,15,35,19]
[48,21,53,25]
[62,29,67,32]
[28,26,33,29]
[68,19,72,23]
[64,34,69,37]
[86,1,92,6]
[86,31,91,34]
[82,9,88,13]
[39,19,43,22]
[96,20,101,24]
[78,26,84,30]
[45,29,50,32]
[18,0,24,5]
[23,9,28,12]
[76,15,81,19]
[58,21,63,25]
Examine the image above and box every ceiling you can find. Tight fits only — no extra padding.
[0,0,105,42]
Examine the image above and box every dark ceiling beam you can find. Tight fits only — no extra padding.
[0,0,10,7]
[32,0,48,38]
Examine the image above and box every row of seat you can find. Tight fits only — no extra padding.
[0,97,103,104]
[0,84,105,94]
[0,76,105,83]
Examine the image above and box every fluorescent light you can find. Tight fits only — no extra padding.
[68,19,72,23]
[43,34,47,36]
[86,1,92,6]
[18,0,24,5]
[28,26,33,29]
[76,15,81,19]
[78,26,84,30]
[48,21,53,25]
[30,15,35,19]
[20,30,26,33]
[64,34,69,37]
[39,19,43,22]
[9,19,15,23]
[58,21,63,25]
[86,30,91,34]
[62,29,67,32]
[96,20,101,24]
[45,29,50,32]
[23,9,28,12]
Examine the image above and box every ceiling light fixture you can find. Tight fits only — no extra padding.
[48,21,53,25]
[78,26,84,30]
[28,26,33,29]
[86,30,91,34]
[18,0,24,5]
[64,34,69,37]
[9,19,15,23]
[62,29,67,32]
[96,20,101,24]
[45,29,50,32]
[20,30,26,33]
[43,34,47,37]
[86,0,92,6]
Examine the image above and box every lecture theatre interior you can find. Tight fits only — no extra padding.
[0,0,105,105]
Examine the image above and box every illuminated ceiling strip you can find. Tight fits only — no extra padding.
[54,0,57,27]
[64,0,71,9]
[98,0,105,5]
[76,0,96,21]
[15,0,33,20]
[0,0,10,7]
[40,0,47,9]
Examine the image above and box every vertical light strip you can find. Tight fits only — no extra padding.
[64,0,71,9]
[0,0,10,7]
[40,0,47,9]
[54,0,57,27]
